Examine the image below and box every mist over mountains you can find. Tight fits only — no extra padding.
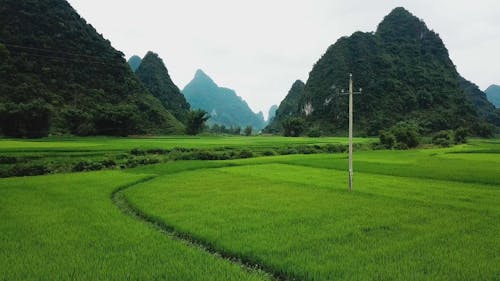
[182,70,266,130]
[486,85,500,108]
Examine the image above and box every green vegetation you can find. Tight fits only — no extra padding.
[282,116,306,137]
[135,51,191,123]
[182,69,266,130]
[267,7,499,136]
[0,0,183,137]
[186,109,210,135]
[124,141,500,281]
[266,80,305,133]
[0,136,498,280]
[0,136,360,177]
[0,170,271,280]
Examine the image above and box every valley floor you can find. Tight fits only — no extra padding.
[0,137,498,280]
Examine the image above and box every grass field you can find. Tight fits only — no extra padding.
[0,137,498,280]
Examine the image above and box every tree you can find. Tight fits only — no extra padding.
[391,121,421,148]
[244,126,253,136]
[454,127,468,144]
[186,110,209,135]
[0,100,52,138]
[282,117,305,137]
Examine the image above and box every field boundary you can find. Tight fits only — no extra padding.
[111,175,293,281]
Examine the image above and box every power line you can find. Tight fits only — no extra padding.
[1,41,127,67]
[1,41,122,61]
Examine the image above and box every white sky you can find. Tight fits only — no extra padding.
[67,0,499,118]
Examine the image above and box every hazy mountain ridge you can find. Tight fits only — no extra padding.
[485,85,500,108]
[0,0,183,137]
[182,70,266,130]
[128,55,142,72]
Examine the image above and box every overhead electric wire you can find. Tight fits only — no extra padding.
[1,41,127,67]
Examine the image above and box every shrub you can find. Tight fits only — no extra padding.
[324,144,347,153]
[379,130,396,149]
[454,127,468,144]
[390,121,421,149]
[186,110,209,135]
[146,148,169,155]
[72,160,103,172]
[244,126,253,136]
[0,156,17,164]
[193,150,220,160]
[130,148,146,156]
[307,128,322,138]
[432,130,453,147]
[282,117,305,137]
[239,150,253,159]
[100,159,116,168]
[473,122,494,138]
[9,163,50,177]
[296,145,318,154]
[0,100,52,138]
[262,150,277,156]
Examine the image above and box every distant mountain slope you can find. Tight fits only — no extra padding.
[0,0,183,137]
[460,79,500,125]
[269,7,498,135]
[128,55,142,72]
[485,85,500,108]
[182,70,265,129]
[267,104,278,123]
[135,51,190,123]
[265,80,305,133]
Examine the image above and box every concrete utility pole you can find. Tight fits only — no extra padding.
[339,73,361,192]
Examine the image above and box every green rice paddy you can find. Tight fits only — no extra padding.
[0,137,498,280]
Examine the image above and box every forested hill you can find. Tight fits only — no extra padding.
[268,7,499,135]
[182,70,266,130]
[485,85,500,108]
[135,52,190,123]
[0,0,183,137]
[265,80,305,133]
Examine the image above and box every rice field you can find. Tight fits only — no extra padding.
[0,137,498,280]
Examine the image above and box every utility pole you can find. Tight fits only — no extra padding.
[338,73,362,191]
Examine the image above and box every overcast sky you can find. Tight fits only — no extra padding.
[67,0,499,118]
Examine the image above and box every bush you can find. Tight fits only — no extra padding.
[473,122,494,138]
[9,163,50,177]
[282,117,305,137]
[296,145,318,154]
[0,156,17,164]
[432,130,453,147]
[324,144,347,153]
[262,150,277,156]
[186,110,209,135]
[0,100,52,138]
[379,130,396,149]
[146,148,169,155]
[307,128,322,137]
[239,150,253,159]
[130,148,146,156]
[390,121,421,149]
[244,126,253,136]
[454,127,468,144]
[72,160,103,172]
